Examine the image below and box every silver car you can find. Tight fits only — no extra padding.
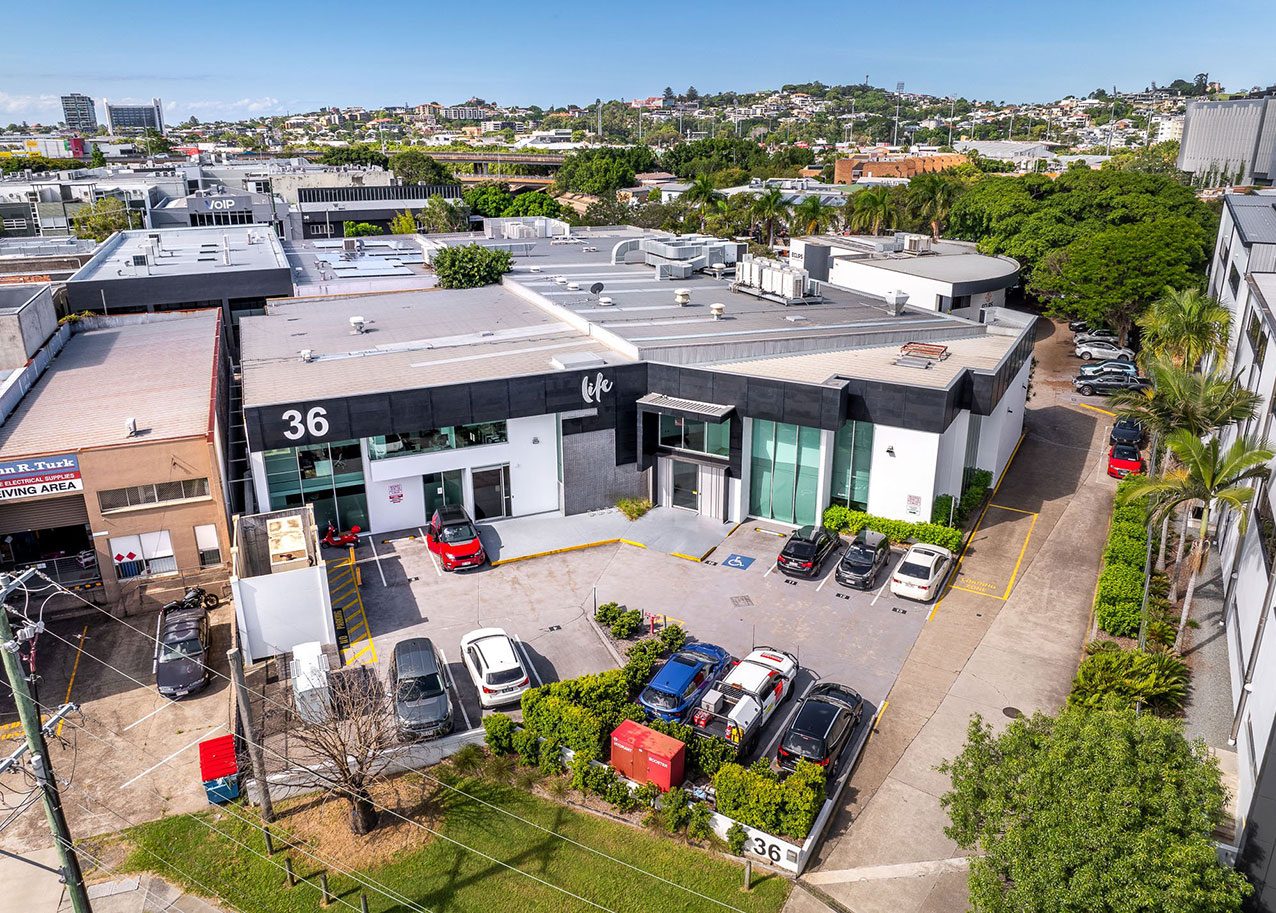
[1075,339,1135,361]
[392,638,452,740]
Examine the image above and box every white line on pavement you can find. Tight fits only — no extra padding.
[805,857,970,885]
[511,636,543,687]
[437,647,472,732]
[122,700,178,732]
[763,562,775,578]
[419,528,442,577]
[121,730,218,789]
[366,536,388,587]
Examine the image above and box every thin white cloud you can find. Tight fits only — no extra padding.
[167,97,286,118]
[0,91,61,121]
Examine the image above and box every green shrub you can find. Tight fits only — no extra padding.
[1096,599,1142,638]
[661,787,691,832]
[1069,648,1190,713]
[1085,639,1122,654]
[957,469,993,521]
[610,609,644,639]
[686,802,715,842]
[607,777,640,811]
[512,726,542,767]
[1097,562,1145,605]
[432,243,513,288]
[726,822,749,856]
[821,506,963,552]
[537,738,565,777]
[931,494,956,527]
[1145,619,1177,648]
[522,693,606,756]
[1110,521,1148,544]
[713,760,827,840]
[483,713,516,755]
[594,601,621,626]
[1104,534,1148,568]
[633,782,662,809]
[617,497,654,521]
[623,639,666,693]
[657,624,687,653]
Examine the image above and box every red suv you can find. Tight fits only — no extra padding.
[425,506,486,571]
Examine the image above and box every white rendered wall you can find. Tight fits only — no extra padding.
[865,424,942,521]
[934,411,970,500]
[976,358,1031,482]
[233,564,336,664]
[828,260,952,311]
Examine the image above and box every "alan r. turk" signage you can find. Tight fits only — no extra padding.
[0,454,83,502]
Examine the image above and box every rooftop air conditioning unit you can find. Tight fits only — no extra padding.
[904,234,931,253]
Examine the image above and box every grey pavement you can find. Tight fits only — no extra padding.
[792,318,1111,913]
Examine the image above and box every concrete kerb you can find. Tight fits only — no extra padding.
[489,537,624,567]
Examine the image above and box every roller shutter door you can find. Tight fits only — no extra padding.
[0,495,90,536]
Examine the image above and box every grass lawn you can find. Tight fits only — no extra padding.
[116,775,791,913]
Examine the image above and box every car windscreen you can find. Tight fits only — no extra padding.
[486,667,525,686]
[1113,445,1140,461]
[897,560,931,580]
[780,731,825,757]
[159,638,202,663]
[397,673,444,702]
[440,523,477,544]
[640,685,682,710]
[784,539,817,558]
[842,545,876,569]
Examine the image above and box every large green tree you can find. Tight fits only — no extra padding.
[750,188,789,247]
[432,244,512,288]
[501,191,562,218]
[418,196,470,233]
[907,173,960,240]
[1028,216,1211,344]
[389,149,454,185]
[462,182,514,219]
[555,146,658,195]
[316,144,388,169]
[790,195,840,236]
[343,221,383,237]
[71,196,139,241]
[845,186,899,236]
[941,703,1251,913]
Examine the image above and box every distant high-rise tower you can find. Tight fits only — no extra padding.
[61,93,98,133]
[104,97,165,135]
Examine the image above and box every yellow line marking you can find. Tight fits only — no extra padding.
[56,625,89,737]
[669,552,700,563]
[987,503,1036,515]
[1078,402,1117,417]
[1002,511,1040,599]
[618,539,648,550]
[490,538,624,566]
[949,586,1008,601]
[929,431,1027,621]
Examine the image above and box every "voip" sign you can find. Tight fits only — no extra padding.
[206,198,238,210]
[581,372,613,405]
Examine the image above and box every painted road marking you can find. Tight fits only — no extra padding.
[123,700,179,732]
[722,554,755,570]
[1002,510,1040,599]
[419,528,443,577]
[511,636,543,687]
[988,503,1036,515]
[1078,402,1117,417]
[949,585,1008,601]
[122,729,218,789]
[366,536,388,587]
[437,647,472,732]
[56,624,88,737]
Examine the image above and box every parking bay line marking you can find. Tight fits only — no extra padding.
[56,624,89,737]
[123,699,180,732]
[511,636,543,688]
[419,528,443,576]
[437,647,473,732]
[948,585,1007,601]
[988,503,1036,515]
[1001,510,1040,600]
[121,729,219,789]
[366,537,388,587]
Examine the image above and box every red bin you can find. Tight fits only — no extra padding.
[610,720,685,791]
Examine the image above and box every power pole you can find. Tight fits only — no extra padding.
[948,98,955,146]
[0,571,92,913]
[596,98,602,141]
[228,647,274,823]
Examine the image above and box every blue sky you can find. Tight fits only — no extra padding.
[1,0,1270,123]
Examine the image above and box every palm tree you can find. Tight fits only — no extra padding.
[790,196,840,236]
[906,174,960,240]
[750,188,790,248]
[1119,430,1272,650]
[682,174,719,230]
[704,194,752,238]
[846,186,895,236]
[1137,287,1232,372]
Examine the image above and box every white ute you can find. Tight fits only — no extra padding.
[689,647,799,753]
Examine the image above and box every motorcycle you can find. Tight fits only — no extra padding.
[321,519,362,549]
[182,586,220,610]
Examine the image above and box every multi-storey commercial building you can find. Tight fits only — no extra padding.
[60,94,98,133]
[104,97,165,134]
[1179,96,1276,186]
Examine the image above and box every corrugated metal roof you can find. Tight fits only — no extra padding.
[636,393,734,419]
[0,312,219,458]
[1228,194,1276,246]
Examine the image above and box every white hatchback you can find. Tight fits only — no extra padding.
[460,628,532,709]
[890,544,955,602]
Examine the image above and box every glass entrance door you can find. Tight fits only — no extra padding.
[671,460,699,511]
[423,469,465,519]
[472,465,512,520]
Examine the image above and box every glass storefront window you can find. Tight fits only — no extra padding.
[368,421,507,460]
[264,440,368,530]
[748,419,821,524]
[656,415,731,458]
[831,420,874,511]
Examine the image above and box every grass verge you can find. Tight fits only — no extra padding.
[115,774,790,913]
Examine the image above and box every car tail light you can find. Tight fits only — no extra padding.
[800,561,813,569]
[482,686,494,694]
[517,676,529,687]
[816,757,831,767]
[777,746,790,758]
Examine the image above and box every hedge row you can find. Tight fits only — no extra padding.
[931,469,994,527]
[1095,479,1150,638]
[712,760,826,840]
[823,505,964,553]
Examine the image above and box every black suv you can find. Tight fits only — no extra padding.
[776,682,865,773]
[154,604,211,699]
[1074,373,1151,397]
[777,525,839,578]
[1110,418,1145,447]
[835,530,890,589]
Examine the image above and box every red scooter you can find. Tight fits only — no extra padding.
[321,519,362,549]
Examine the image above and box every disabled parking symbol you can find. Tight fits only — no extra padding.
[723,554,755,570]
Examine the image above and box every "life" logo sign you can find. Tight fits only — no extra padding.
[581,372,613,404]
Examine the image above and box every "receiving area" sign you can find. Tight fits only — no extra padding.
[0,454,83,502]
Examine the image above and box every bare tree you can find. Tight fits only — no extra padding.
[288,665,397,835]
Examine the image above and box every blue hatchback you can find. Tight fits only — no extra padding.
[638,643,733,722]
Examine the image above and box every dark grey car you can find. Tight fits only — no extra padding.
[392,638,452,740]
[154,604,211,699]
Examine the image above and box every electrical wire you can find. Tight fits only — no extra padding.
[16,574,749,913]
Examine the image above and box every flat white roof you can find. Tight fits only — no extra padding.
[69,226,288,283]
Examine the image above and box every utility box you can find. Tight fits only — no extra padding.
[198,734,240,804]
[610,720,685,791]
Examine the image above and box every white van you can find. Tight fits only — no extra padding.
[291,641,332,724]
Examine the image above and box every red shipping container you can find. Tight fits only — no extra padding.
[610,720,685,791]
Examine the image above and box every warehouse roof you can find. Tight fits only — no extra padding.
[0,311,219,457]
[69,225,288,283]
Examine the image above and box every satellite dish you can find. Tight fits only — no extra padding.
[589,282,605,295]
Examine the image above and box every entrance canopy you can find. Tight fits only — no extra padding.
[636,393,735,424]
